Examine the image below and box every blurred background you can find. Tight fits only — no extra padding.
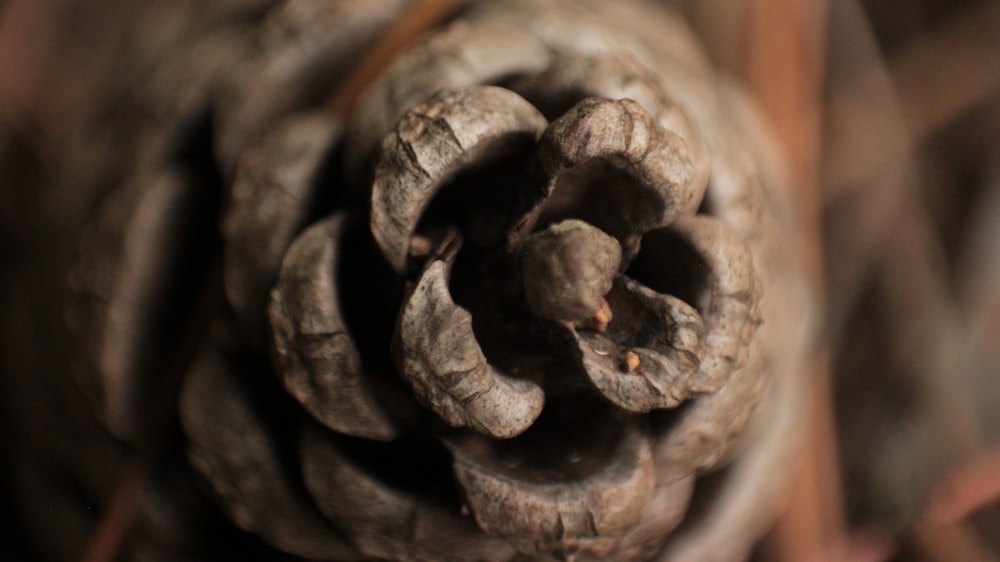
[1,0,999,560]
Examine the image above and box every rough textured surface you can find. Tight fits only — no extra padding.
[67,168,218,442]
[214,0,407,171]
[344,18,553,181]
[300,426,517,562]
[179,327,357,560]
[225,112,341,341]
[370,85,548,272]
[33,0,814,560]
[397,259,545,439]
[572,276,706,413]
[269,213,399,441]
[450,421,655,558]
[537,97,701,252]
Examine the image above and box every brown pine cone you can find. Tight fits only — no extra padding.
[58,0,814,560]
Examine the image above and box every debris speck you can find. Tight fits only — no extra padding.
[409,235,432,256]
[624,350,640,372]
[587,299,613,332]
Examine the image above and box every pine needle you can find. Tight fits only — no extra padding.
[328,0,462,116]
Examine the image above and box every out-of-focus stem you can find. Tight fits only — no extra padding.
[740,1,841,561]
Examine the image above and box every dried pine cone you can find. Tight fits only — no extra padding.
[62,0,814,560]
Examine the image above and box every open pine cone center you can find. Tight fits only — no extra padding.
[60,1,812,560]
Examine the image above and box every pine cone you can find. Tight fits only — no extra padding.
[62,0,814,560]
